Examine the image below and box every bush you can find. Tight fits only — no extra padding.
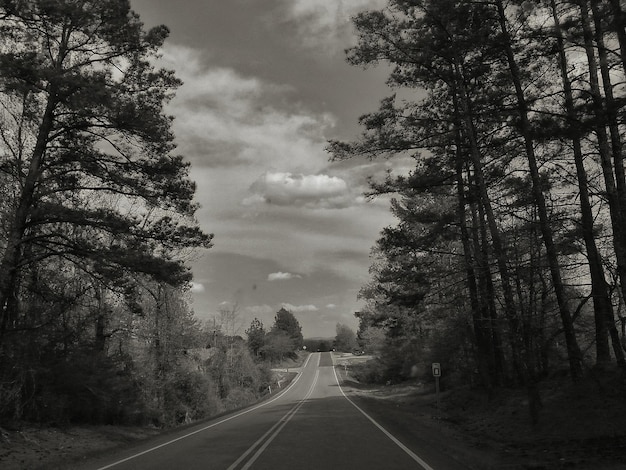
[14,350,146,425]
[223,388,256,410]
[158,369,221,425]
[351,358,388,384]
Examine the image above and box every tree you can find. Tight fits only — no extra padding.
[334,323,357,352]
[271,308,303,351]
[0,0,215,426]
[260,330,295,363]
[245,317,266,357]
[332,0,626,404]
[0,0,212,344]
[358,325,386,354]
[490,0,582,381]
[544,0,624,369]
[330,0,526,388]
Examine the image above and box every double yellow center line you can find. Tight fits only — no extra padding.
[227,368,320,470]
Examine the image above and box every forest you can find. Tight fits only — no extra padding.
[0,0,311,428]
[329,0,626,423]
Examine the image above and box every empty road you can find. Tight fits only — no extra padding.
[80,352,471,470]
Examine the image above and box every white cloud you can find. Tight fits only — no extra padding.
[245,172,358,209]
[268,272,302,281]
[281,303,319,312]
[326,304,337,309]
[158,45,334,171]
[279,0,388,51]
[190,282,205,293]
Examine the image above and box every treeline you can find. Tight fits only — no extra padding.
[302,324,358,353]
[330,0,626,415]
[0,0,279,427]
[245,308,304,362]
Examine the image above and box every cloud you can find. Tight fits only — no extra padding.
[244,172,358,209]
[190,282,205,293]
[157,45,334,170]
[326,304,337,309]
[278,0,388,51]
[268,272,302,281]
[281,303,319,312]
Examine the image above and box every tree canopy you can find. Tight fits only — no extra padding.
[0,0,213,338]
[0,0,216,426]
[330,0,626,421]
[334,323,357,352]
[272,307,303,350]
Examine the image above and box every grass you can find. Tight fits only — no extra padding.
[336,353,626,469]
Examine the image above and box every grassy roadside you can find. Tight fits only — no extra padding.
[0,352,311,470]
[333,352,626,469]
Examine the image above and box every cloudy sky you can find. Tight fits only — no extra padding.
[130,0,411,338]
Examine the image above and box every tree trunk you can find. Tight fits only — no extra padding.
[578,1,626,269]
[451,64,524,384]
[94,286,107,353]
[549,0,621,367]
[589,0,626,368]
[607,0,626,78]
[0,93,57,344]
[453,126,494,393]
[495,0,583,380]
[471,177,507,386]
[474,198,508,385]
[578,1,626,368]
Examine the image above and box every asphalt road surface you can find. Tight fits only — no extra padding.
[80,353,472,470]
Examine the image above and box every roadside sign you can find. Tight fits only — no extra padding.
[432,363,441,418]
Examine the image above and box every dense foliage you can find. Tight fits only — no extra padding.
[0,0,277,427]
[330,0,626,420]
[245,308,304,362]
[334,323,358,352]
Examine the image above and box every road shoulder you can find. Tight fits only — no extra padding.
[333,365,501,469]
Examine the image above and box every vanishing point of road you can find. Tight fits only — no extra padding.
[80,352,472,470]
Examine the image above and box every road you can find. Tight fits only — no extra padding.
[80,353,472,470]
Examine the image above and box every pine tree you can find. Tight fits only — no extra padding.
[0,0,212,342]
[245,318,266,358]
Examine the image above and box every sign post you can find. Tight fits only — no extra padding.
[432,363,441,417]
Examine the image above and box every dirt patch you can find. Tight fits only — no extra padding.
[335,354,626,469]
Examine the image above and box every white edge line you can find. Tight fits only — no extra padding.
[96,353,314,470]
[331,358,435,470]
